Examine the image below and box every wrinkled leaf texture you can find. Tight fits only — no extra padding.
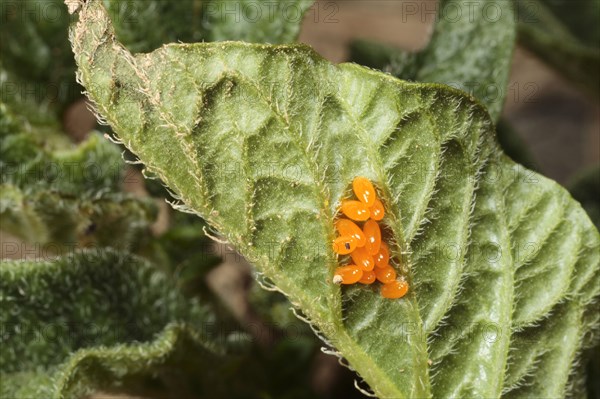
[0,249,215,398]
[0,101,157,249]
[68,1,600,398]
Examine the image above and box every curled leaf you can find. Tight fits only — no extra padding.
[0,249,200,370]
[0,249,216,398]
[0,0,313,112]
[0,102,157,250]
[67,1,600,397]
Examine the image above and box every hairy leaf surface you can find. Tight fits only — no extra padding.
[197,0,314,44]
[0,107,123,193]
[0,249,318,399]
[0,183,156,250]
[349,0,516,121]
[0,249,218,398]
[0,249,195,372]
[0,101,156,249]
[67,1,600,397]
[103,0,314,52]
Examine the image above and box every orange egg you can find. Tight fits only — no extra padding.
[359,270,376,285]
[333,265,363,285]
[332,235,356,255]
[374,242,390,268]
[341,200,370,221]
[335,219,366,247]
[369,198,385,221]
[375,266,396,283]
[351,246,375,271]
[353,176,376,207]
[363,220,381,255]
[381,280,409,299]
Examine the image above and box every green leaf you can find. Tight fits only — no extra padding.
[101,0,205,53]
[0,115,124,194]
[0,249,219,398]
[0,249,196,372]
[0,101,157,250]
[0,0,80,111]
[0,184,48,243]
[1,325,235,399]
[0,184,157,251]
[0,248,320,398]
[103,0,313,53]
[516,0,600,97]
[200,0,314,44]
[0,0,313,112]
[349,0,516,121]
[68,1,600,397]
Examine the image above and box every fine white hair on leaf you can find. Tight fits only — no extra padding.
[103,133,123,145]
[64,0,83,14]
[354,379,377,397]
[141,167,159,180]
[320,347,341,357]
[253,273,281,293]
[202,225,229,244]
[320,347,355,370]
[123,153,144,165]
[289,307,332,348]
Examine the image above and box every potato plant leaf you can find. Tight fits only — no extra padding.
[0,249,321,398]
[0,184,157,251]
[103,0,314,52]
[0,0,313,111]
[0,101,157,250]
[67,1,600,397]
[0,105,123,193]
[194,0,314,44]
[0,249,213,397]
[0,0,81,111]
[349,0,516,122]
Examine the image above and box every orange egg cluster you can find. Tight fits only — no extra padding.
[332,177,409,299]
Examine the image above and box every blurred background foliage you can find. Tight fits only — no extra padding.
[0,0,598,398]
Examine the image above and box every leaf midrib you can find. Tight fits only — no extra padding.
[79,28,437,397]
[331,68,432,397]
[141,43,431,398]
[210,52,429,398]
[207,51,341,313]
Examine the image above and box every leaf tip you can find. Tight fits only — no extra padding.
[65,0,83,14]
